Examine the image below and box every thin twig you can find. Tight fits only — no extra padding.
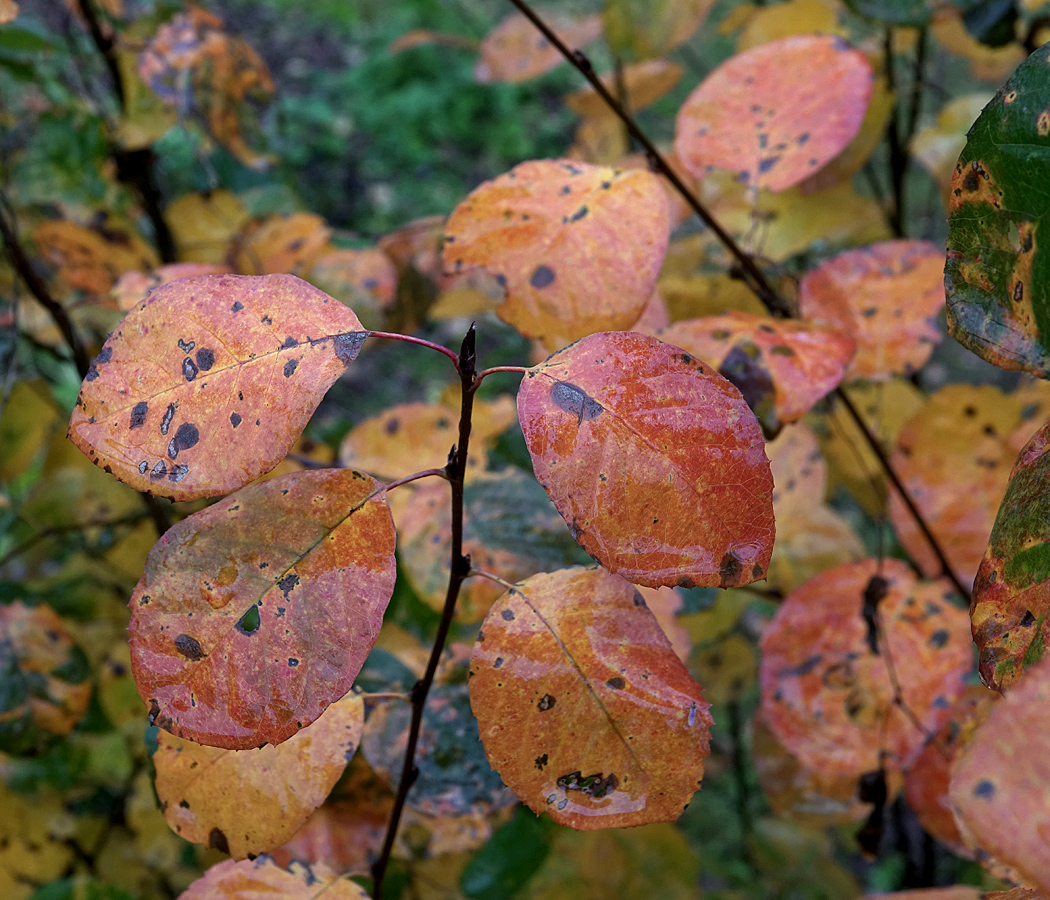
[370,325,478,900]
[368,330,461,368]
[475,364,528,384]
[0,513,148,569]
[883,27,908,237]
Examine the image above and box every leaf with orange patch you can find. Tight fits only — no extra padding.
[179,857,369,900]
[659,312,854,429]
[760,559,971,776]
[473,12,602,83]
[111,263,233,311]
[153,692,364,858]
[799,240,945,381]
[674,35,873,193]
[33,218,159,295]
[128,468,396,750]
[232,213,332,275]
[517,331,774,589]
[68,274,367,501]
[307,248,397,330]
[950,656,1050,894]
[443,160,670,349]
[565,60,683,119]
[469,567,712,829]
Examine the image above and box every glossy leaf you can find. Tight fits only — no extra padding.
[799,240,946,381]
[945,44,1050,376]
[153,692,364,859]
[473,13,602,84]
[68,273,367,501]
[674,35,874,193]
[517,331,775,589]
[564,60,683,120]
[888,381,1050,591]
[179,856,369,900]
[129,468,396,750]
[443,160,671,349]
[950,656,1050,894]
[659,312,855,427]
[469,567,712,829]
[760,559,971,775]
[602,0,714,60]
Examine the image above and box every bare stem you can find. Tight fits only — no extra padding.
[368,331,462,368]
[370,325,478,899]
[385,468,449,492]
[474,364,528,385]
[468,567,518,591]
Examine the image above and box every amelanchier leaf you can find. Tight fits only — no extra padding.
[469,567,712,829]
[971,415,1050,690]
[129,468,396,750]
[674,34,874,193]
[473,12,603,83]
[179,856,370,900]
[945,44,1050,376]
[443,160,671,349]
[760,559,972,776]
[564,60,683,120]
[602,0,714,61]
[153,692,364,859]
[950,656,1050,894]
[517,331,775,589]
[68,274,367,501]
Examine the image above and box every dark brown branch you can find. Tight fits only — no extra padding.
[371,324,478,899]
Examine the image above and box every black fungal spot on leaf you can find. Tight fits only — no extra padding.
[530,265,556,289]
[974,779,995,799]
[150,461,168,480]
[167,423,200,460]
[236,605,261,635]
[334,331,368,365]
[606,677,625,689]
[232,301,244,312]
[169,463,189,483]
[195,348,215,371]
[209,828,230,854]
[550,381,603,422]
[277,573,300,598]
[230,413,242,428]
[501,608,516,621]
[719,550,743,586]
[174,634,205,661]
[282,336,298,348]
[182,357,199,382]
[535,753,548,770]
[160,403,176,436]
[96,346,113,364]
[1021,609,1036,627]
[283,359,299,377]
[928,629,950,649]
[538,694,556,711]
[288,658,299,667]
[130,402,148,429]
[177,338,195,354]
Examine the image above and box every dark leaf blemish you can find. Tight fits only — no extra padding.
[168,463,189,483]
[334,331,368,365]
[606,677,625,689]
[277,573,300,598]
[530,265,556,289]
[501,608,516,621]
[195,348,215,371]
[150,461,168,480]
[177,338,195,354]
[235,605,261,635]
[231,301,244,312]
[209,828,230,854]
[282,336,298,348]
[167,423,200,460]
[283,359,299,377]
[182,357,199,382]
[174,634,205,661]
[538,694,556,711]
[130,402,149,429]
[96,346,113,364]
[230,413,242,428]
[160,402,176,436]
[550,381,603,422]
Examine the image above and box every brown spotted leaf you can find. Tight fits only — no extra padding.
[760,559,972,776]
[153,692,364,859]
[129,468,396,750]
[473,12,603,83]
[68,274,367,501]
[469,567,712,829]
[659,312,855,427]
[950,656,1050,894]
[798,240,946,381]
[179,856,370,900]
[517,331,774,589]
[674,35,873,193]
[443,160,671,349]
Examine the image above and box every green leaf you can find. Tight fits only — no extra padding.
[461,805,551,900]
[0,24,59,54]
[844,0,932,26]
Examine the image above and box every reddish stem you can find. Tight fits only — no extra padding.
[475,364,528,385]
[368,331,461,367]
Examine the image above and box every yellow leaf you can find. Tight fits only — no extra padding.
[736,0,846,51]
[165,191,250,264]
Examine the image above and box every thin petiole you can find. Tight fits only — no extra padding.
[474,364,529,387]
[368,331,461,367]
[384,468,449,493]
[468,567,519,591]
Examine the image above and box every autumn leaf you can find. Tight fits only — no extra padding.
[153,692,364,859]
[179,856,370,899]
[231,213,332,275]
[910,94,993,204]
[443,160,671,349]
[517,331,774,589]
[164,190,251,264]
[760,559,972,776]
[798,240,946,381]
[128,468,396,750]
[473,12,602,84]
[674,34,874,193]
[33,217,158,295]
[602,0,714,60]
[564,60,683,120]
[469,567,712,829]
[68,273,367,501]
[307,247,397,330]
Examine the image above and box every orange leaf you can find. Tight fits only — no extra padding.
[469,567,712,828]
[232,213,332,275]
[33,218,159,295]
[179,856,369,899]
[68,274,366,501]
[307,247,397,330]
[154,691,363,859]
[129,468,396,750]
[517,331,774,588]
[760,559,971,776]
[443,160,671,349]
[659,312,854,426]
[799,240,945,381]
[674,35,873,193]
[473,13,603,84]
[565,60,684,120]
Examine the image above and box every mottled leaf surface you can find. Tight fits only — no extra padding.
[517,331,774,589]
[179,856,369,900]
[674,35,873,193]
[473,12,602,83]
[760,559,971,775]
[945,43,1050,375]
[443,160,671,349]
[950,656,1050,894]
[659,312,855,426]
[469,567,712,829]
[154,692,364,858]
[971,414,1050,690]
[69,274,366,501]
[799,240,946,381]
[129,469,396,750]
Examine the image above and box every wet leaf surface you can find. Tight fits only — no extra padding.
[469,567,712,829]
[950,656,1050,894]
[68,274,366,501]
[674,34,874,193]
[443,160,670,349]
[473,12,602,83]
[945,44,1050,375]
[517,331,774,589]
[153,692,364,859]
[659,312,854,426]
[799,240,946,381]
[760,559,971,776]
[179,856,369,899]
[129,468,396,750]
